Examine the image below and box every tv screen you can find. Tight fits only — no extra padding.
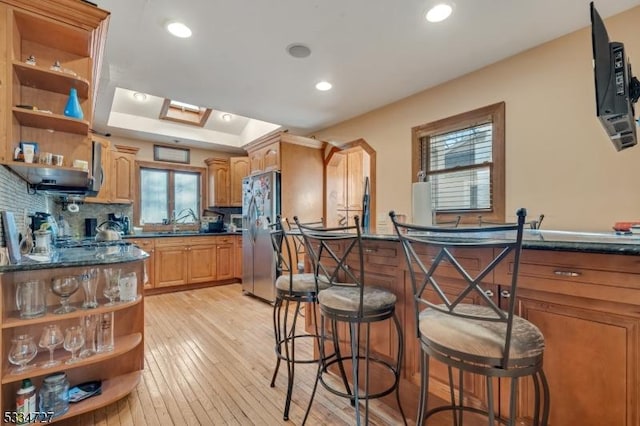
[590,2,640,151]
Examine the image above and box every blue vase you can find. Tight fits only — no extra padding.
[63,88,84,120]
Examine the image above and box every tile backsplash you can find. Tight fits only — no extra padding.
[0,166,49,246]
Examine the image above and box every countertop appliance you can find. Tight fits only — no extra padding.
[242,170,280,303]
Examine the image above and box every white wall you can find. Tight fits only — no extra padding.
[312,6,640,232]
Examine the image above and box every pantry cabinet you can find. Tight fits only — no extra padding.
[243,131,324,223]
[0,0,109,187]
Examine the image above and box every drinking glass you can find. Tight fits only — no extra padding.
[80,268,99,309]
[103,268,121,306]
[38,325,64,368]
[8,334,38,373]
[63,326,84,365]
[51,276,80,314]
[79,315,98,358]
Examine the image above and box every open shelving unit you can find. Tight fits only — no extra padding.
[0,259,144,422]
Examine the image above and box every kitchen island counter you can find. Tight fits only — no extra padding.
[362,228,640,255]
[305,228,640,426]
[0,245,148,273]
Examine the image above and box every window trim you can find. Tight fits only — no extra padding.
[411,102,505,225]
[134,160,207,232]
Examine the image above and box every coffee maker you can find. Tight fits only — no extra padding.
[30,212,58,241]
[107,213,129,235]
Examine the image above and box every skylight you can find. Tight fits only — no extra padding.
[160,98,212,127]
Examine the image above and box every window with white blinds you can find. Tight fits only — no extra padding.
[412,102,505,223]
[424,122,492,211]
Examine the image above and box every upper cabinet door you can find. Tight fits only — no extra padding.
[111,150,135,203]
[263,142,280,171]
[229,157,249,206]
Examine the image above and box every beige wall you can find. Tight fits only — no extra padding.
[313,6,640,232]
[106,135,234,167]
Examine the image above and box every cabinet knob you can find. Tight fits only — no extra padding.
[500,290,511,298]
[484,289,494,297]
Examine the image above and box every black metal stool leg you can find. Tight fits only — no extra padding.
[332,318,353,403]
[270,297,282,388]
[302,314,326,425]
[540,369,550,426]
[508,376,518,426]
[532,372,541,425]
[487,376,495,426]
[392,313,407,426]
[417,349,429,426]
[351,321,361,426]
[364,322,371,425]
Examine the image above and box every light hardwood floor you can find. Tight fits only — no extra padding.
[57,284,409,426]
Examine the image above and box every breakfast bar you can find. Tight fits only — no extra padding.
[305,229,640,426]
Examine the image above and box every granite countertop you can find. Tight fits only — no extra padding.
[363,229,640,256]
[124,231,242,239]
[0,245,149,273]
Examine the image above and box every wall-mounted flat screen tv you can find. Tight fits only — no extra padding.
[591,1,640,151]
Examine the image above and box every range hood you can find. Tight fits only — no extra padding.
[6,141,103,196]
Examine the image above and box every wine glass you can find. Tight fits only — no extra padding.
[38,325,64,368]
[51,276,80,314]
[63,326,85,365]
[103,268,121,306]
[8,334,38,374]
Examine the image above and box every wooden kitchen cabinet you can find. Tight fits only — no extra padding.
[215,236,234,280]
[229,157,249,206]
[205,157,229,207]
[129,238,155,290]
[110,145,137,203]
[244,131,324,223]
[85,142,138,204]
[326,148,370,227]
[234,235,243,279]
[0,0,109,183]
[206,156,248,207]
[248,142,280,175]
[154,236,218,288]
[495,249,640,426]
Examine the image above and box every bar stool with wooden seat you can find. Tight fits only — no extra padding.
[268,216,332,420]
[391,209,549,426]
[296,215,407,426]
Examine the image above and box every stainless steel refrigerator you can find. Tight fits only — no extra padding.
[242,170,281,302]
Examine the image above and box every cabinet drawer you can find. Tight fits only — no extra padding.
[129,238,154,250]
[496,250,640,305]
[215,236,234,245]
[155,237,190,247]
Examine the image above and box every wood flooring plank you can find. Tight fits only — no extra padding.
[56,284,418,426]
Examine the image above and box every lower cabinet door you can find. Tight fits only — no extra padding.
[216,243,234,280]
[188,245,217,283]
[155,246,188,287]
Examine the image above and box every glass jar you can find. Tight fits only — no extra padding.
[38,372,69,418]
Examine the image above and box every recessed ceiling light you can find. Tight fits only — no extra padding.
[426,3,453,23]
[315,81,332,91]
[287,43,312,58]
[133,92,147,101]
[166,21,192,38]
[222,113,232,122]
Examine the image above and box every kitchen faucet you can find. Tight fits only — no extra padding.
[165,208,200,232]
